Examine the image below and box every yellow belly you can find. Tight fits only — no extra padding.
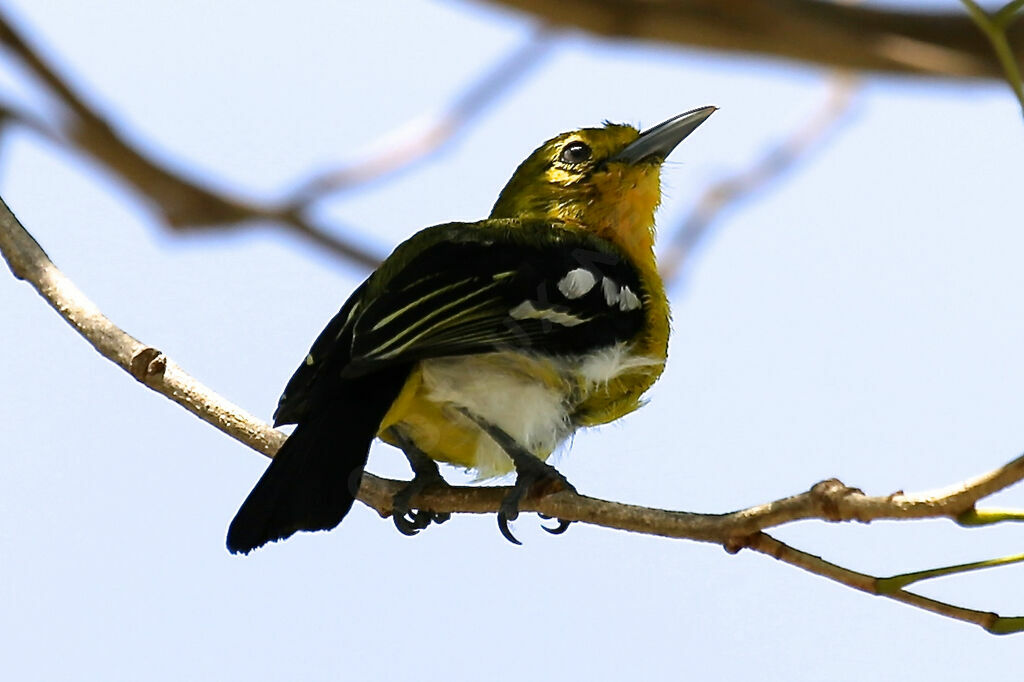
[377,365,483,470]
[376,345,664,477]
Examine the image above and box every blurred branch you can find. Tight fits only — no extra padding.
[0,11,551,269]
[0,96,61,141]
[660,74,857,285]
[4,196,1022,634]
[961,0,1024,115]
[286,28,556,208]
[0,11,268,232]
[481,0,1023,78]
[0,9,380,267]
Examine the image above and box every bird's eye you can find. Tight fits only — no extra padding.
[559,141,592,164]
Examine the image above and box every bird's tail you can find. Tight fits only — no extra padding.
[227,370,408,554]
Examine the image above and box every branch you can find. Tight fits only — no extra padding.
[285,29,556,207]
[2,196,1022,633]
[481,0,1024,78]
[0,197,285,457]
[0,11,266,231]
[745,533,1024,634]
[0,9,382,267]
[962,0,1024,116]
[0,12,552,269]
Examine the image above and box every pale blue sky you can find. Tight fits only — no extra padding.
[2,1,1023,680]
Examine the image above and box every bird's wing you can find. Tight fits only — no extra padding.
[274,221,647,425]
[273,280,368,426]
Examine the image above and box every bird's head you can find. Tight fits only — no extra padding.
[490,107,715,257]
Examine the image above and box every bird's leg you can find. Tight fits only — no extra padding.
[455,407,575,544]
[386,426,452,536]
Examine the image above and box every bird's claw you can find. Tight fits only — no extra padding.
[393,509,428,536]
[387,426,451,537]
[497,513,522,545]
[393,508,449,536]
[497,494,525,544]
[496,474,574,545]
[451,407,574,545]
[541,517,573,535]
[535,512,574,534]
[497,510,573,543]
[391,485,450,536]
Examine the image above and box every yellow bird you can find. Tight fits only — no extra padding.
[227,106,716,553]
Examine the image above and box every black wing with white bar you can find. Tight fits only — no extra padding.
[346,226,646,373]
[274,221,647,424]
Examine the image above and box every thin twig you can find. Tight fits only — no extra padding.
[659,75,858,286]
[878,552,1024,592]
[962,0,1024,116]
[286,29,556,207]
[746,533,1023,634]
[0,11,550,270]
[2,196,1022,632]
[0,99,64,143]
[995,0,1024,27]
[0,8,384,268]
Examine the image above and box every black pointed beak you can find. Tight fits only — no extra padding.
[611,106,717,165]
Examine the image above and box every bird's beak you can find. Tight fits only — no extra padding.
[611,106,717,165]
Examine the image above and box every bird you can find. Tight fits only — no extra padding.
[226,106,716,553]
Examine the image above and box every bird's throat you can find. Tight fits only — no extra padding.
[586,164,661,266]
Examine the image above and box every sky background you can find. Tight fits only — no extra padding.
[2,1,1024,679]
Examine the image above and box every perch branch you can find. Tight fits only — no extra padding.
[2,196,1022,634]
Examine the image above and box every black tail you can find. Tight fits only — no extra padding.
[227,369,408,554]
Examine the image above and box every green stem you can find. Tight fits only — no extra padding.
[989,616,1024,635]
[994,0,1024,27]
[962,0,1024,117]
[878,552,1024,592]
[957,507,1024,526]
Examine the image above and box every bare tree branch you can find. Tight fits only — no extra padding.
[3,195,1022,633]
[481,0,1024,79]
[0,9,384,267]
[744,533,1024,634]
[0,11,553,270]
[0,10,266,230]
[286,29,556,207]
[0,197,286,457]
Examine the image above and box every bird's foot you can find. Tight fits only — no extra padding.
[451,407,576,544]
[392,468,451,536]
[386,426,451,536]
[497,455,576,545]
